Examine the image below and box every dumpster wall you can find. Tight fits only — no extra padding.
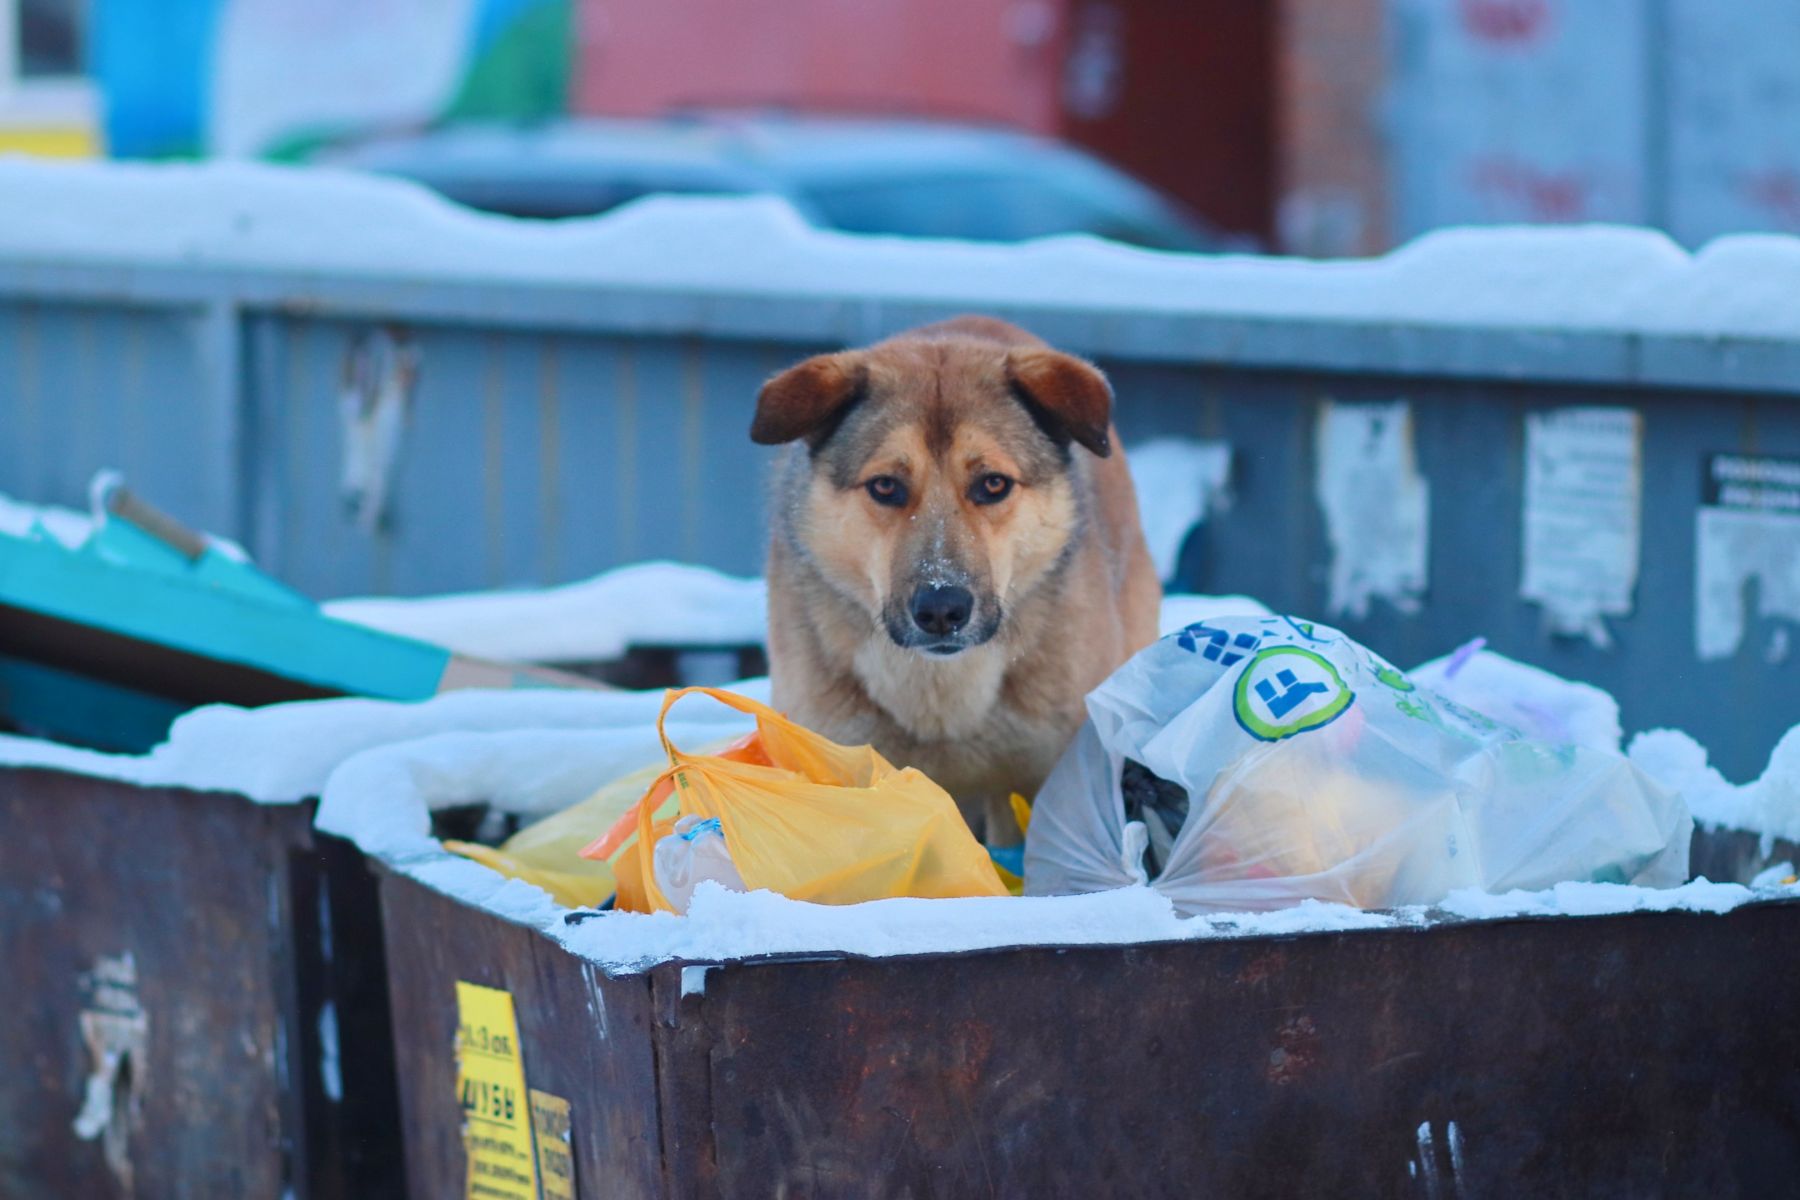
[0,769,402,1198]
[1,163,1797,775]
[375,864,1800,1200]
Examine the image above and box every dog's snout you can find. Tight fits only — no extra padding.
[910,585,973,637]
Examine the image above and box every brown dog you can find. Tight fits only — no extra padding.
[753,316,1161,843]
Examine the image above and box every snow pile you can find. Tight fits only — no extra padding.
[326,557,1272,664]
[326,562,769,663]
[564,877,1790,971]
[313,724,733,855]
[3,159,1800,341]
[1411,639,1623,752]
[0,682,766,804]
[1436,878,1760,921]
[1629,726,1800,848]
[555,883,1399,972]
[0,491,92,549]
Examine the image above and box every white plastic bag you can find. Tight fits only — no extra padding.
[652,815,748,915]
[1025,616,1692,914]
[1410,637,1623,752]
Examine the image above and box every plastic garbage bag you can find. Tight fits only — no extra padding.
[1411,637,1623,753]
[584,687,1008,913]
[444,757,692,909]
[653,815,749,914]
[1025,616,1691,914]
[443,736,739,909]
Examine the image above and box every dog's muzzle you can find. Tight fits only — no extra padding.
[886,585,998,656]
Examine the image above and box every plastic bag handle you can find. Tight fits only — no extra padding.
[656,686,782,761]
[585,688,772,865]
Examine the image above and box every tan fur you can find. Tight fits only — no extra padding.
[759,316,1161,843]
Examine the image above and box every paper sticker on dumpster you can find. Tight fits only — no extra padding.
[1315,401,1430,618]
[1520,407,1642,647]
[530,1088,577,1200]
[455,982,538,1200]
[1695,453,1800,661]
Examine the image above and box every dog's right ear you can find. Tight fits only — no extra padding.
[751,352,867,446]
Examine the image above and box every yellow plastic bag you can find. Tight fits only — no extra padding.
[445,743,732,909]
[442,762,667,909]
[582,687,1008,913]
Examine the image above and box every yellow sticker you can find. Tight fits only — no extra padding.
[530,1089,577,1200]
[455,982,538,1200]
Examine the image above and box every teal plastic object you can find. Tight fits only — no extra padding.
[0,485,567,751]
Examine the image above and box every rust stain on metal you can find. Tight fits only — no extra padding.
[1265,1014,1320,1086]
[1236,949,1285,987]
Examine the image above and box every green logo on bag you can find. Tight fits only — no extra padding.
[1234,646,1354,741]
[1375,664,1415,692]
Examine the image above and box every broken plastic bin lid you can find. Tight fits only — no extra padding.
[0,476,598,753]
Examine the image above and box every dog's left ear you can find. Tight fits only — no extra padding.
[752,352,867,446]
[1006,349,1113,458]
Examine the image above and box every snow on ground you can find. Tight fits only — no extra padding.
[3,159,1800,341]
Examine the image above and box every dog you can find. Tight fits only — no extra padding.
[753,316,1161,843]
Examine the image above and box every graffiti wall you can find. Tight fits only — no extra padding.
[1665,0,1800,243]
[88,0,568,159]
[1389,0,1650,235]
[1390,0,1800,246]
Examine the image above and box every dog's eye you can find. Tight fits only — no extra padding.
[866,476,908,507]
[972,473,1014,505]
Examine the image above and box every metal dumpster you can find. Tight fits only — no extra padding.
[0,679,765,1197]
[0,765,402,1198]
[347,737,1800,1200]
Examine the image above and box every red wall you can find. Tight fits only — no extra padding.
[572,0,1280,241]
[1059,0,1277,242]
[575,0,1065,132]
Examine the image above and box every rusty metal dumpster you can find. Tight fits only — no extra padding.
[0,765,401,1198]
[374,869,1800,1200]
[0,679,718,1198]
[328,714,1800,1200]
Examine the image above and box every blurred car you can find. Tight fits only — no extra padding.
[312,113,1233,253]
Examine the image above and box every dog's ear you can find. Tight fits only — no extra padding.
[752,352,867,446]
[1006,349,1113,458]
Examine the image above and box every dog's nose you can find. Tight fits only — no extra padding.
[910,585,973,637]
